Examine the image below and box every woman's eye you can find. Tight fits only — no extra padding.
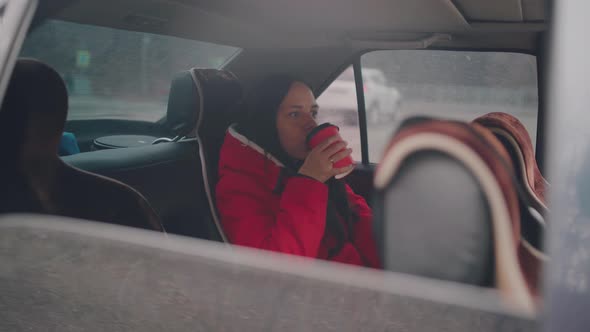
[288,112,299,118]
[311,110,319,119]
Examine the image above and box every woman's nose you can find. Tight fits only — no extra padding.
[303,118,317,133]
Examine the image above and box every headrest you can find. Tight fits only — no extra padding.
[0,58,68,155]
[165,68,241,137]
[373,117,535,311]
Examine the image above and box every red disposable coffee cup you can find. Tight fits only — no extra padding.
[306,123,354,179]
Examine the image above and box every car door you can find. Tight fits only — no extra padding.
[544,0,590,330]
[0,214,537,331]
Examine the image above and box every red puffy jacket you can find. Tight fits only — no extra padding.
[216,126,380,268]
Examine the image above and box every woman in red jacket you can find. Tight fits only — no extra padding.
[216,75,380,268]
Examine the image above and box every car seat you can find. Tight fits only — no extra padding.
[167,68,242,242]
[0,58,163,231]
[373,117,538,312]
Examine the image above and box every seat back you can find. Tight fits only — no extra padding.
[473,112,548,251]
[473,112,548,297]
[0,59,162,231]
[168,68,242,242]
[473,112,548,209]
[64,68,242,240]
[373,117,538,312]
[64,139,208,238]
[181,68,243,242]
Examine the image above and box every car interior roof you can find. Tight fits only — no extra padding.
[36,0,546,51]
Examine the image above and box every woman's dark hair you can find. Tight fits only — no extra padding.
[238,74,296,168]
[238,74,357,256]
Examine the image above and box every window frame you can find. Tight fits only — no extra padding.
[0,0,37,103]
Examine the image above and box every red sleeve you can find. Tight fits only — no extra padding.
[216,170,329,258]
[345,185,381,268]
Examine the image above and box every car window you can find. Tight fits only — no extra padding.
[364,71,386,85]
[339,67,355,82]
[316,66,362,161]
[19,19,241,122]
[375,75,386,85]
[362,51,539,162]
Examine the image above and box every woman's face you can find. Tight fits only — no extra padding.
[276,81,319,161]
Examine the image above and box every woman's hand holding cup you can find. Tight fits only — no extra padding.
[298,123,355,182]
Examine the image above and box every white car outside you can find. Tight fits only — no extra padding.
[317,67,401,126]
